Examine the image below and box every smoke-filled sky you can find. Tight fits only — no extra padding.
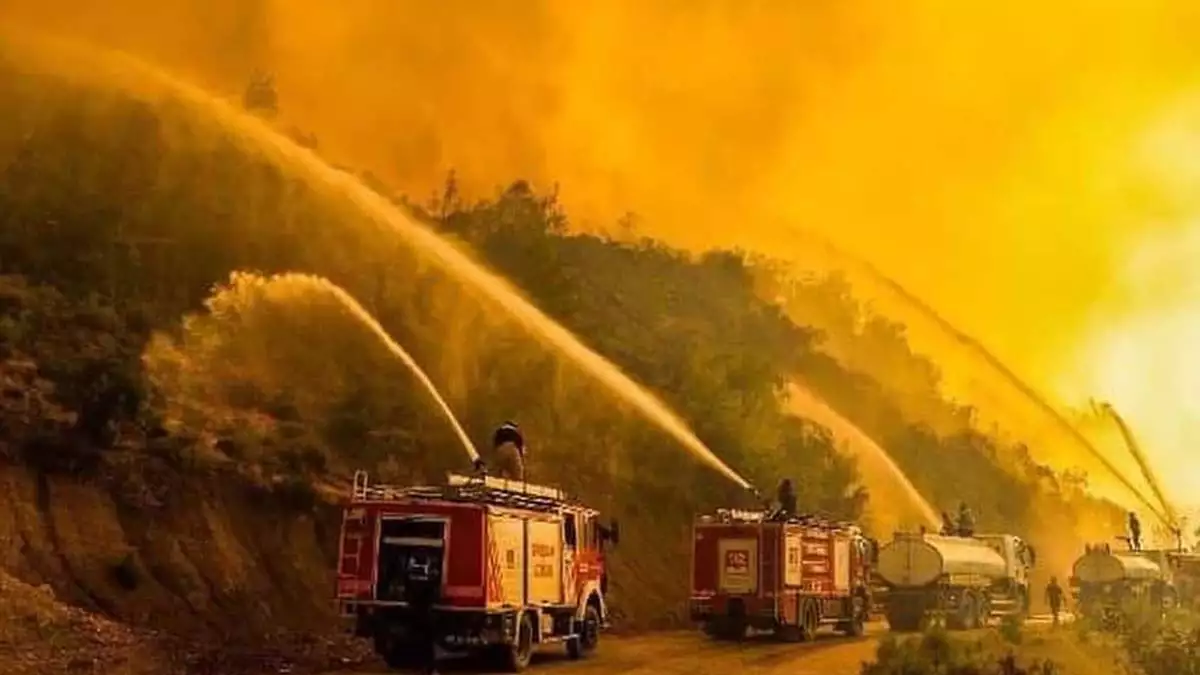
[10,0,1200,507]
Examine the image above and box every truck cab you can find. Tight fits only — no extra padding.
[977,534,1035,589]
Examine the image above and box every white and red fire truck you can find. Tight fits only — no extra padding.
[690,508,874,641]
[336,471,618,672]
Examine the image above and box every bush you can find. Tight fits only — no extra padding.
[861,627,1061,675]
[1121,608,1200,675]
[1000,614,1024,645]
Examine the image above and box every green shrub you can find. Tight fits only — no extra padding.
[1000,614,1024,645]
[861,627,1061,675]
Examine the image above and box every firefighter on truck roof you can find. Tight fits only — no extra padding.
[1128,511,1142,551]
[475,420,526,481]
[957,502,976,537]
[776,478,797,519]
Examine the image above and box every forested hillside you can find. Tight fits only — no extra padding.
[0,45,1124,662]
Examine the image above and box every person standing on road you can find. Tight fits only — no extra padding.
[1045,576,1065,627]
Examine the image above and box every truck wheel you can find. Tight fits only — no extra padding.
[840,595,866,637]
[567,604,600,659]
[799,601,819,642]
[1014,589,1029,621]
[500,612,535,673]
[976,596,991,628]
[954,593,978,631]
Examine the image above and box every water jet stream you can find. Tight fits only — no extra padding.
[1096,402,1178,528]
[6,30,753,490]
[787,383,941,532]
[249,272,482,464]
[788,228,1169,525]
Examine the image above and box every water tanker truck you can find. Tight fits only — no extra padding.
[1070,545,1177,626]
[875,532,1034,631]
[1166,551,1200,608]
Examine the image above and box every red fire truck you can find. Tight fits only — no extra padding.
[336,471,618,672]
[690,508,874,641]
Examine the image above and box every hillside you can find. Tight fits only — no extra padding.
[0,41,1127,667]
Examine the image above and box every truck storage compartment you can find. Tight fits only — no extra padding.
[376,517,446,602]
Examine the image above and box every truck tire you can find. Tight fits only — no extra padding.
[976,596,991,628]
[1014,588,1029,621]
[499,612,535,673]
[952,593,978,631]
[799,600,819,642]
[839,595,867,637]
[567,604,601,659]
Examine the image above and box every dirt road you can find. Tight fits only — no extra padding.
[326,615,1068,675]
[329,624,884,675]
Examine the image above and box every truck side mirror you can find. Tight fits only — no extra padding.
[600,518,620,547]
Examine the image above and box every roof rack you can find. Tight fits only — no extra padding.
[699,507,861,533]
[351,471,593,514]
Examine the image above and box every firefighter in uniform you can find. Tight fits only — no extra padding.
[1128,511,1142,551]
[776,478,797,519]
[1045,576,1065,627]
[940,510,955,536]
[957,502,976,537]
[491,421,526,481]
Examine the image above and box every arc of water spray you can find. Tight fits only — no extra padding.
[275,273,482,465]
[788,227,1170,526]
[1095,401,1178,527]
[788,383,941,529]
[8,31,754,492]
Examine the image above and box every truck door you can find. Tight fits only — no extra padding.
[718,535,759,595]
[1013,537,1032,587]
[528,518,565,606]
[564,513,579,606]
[833,536,851,593]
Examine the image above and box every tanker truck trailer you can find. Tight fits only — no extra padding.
[1070,546,1176,626]
[875,532,1034,631]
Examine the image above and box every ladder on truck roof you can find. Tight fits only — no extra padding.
[351,470,593,514]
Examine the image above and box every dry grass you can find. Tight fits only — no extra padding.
[0,570,171,675]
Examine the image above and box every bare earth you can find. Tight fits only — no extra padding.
[327,623,884,675]
[325,615,1069,675]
